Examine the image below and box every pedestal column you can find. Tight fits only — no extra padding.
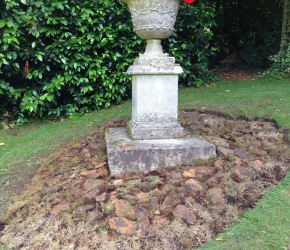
[127,39,184,139]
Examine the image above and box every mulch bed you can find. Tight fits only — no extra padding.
[0,112,289,249]
[211,67,264,81]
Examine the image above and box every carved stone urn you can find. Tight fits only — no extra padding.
[122,0,183,62]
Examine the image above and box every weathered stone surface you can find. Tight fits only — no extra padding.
[206,188,223,204]
[135,209,146,220]
[203,118,219,129]
[176,187,187,197]
[170,171,182,180]
[235,156,243,166]
[85,210,103,228]
[88,143,100,150]
[123,0,181,40]
[161,195,181,215]
[204,171,224,188]
[110,179,124,186]
[233,148,251,160]
[83,179,106,192]
[127,71,184,140]
[214,160,224,170]
[50,201,70,215]
[189,124,205,130]
[92,162,105,169]
[136,192,150,203]
[48,176,62,186]
[152,216,170,227]
[217,146,234,157]
[212,137,230,148]
[185,179,203,193]
[74,205,94,215]
[86,164,95,170]
[184,111,200,120]
[108,217,138,235]
[141,181,151,192]
[113,199,137,220]
[120,194,138,202]
[182,166,214,178]
[137,216,150,230]
[231,166,256,183]
[80,167,108,179]
[106,128,216,176]
[173,205,196,225]
[41,185,60,195]
[248,160,263,171]
[85,188,101,200]
[149,196,159,210]
[95,192,106,202]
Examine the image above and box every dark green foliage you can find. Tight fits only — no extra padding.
[261,38,290,80]
[209,0,283,68]
[0,0,216,123]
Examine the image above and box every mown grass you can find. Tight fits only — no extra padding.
[1,78,290,249]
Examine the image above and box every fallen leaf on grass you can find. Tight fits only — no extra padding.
[276,109,280,112]
[226,89,231,92]
[216,238,226,241]
[60,119,66,122]
[90,121,94,124]
[0,143,5,146]
[226,232,234,235]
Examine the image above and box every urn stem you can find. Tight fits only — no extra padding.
[144,39,165,57]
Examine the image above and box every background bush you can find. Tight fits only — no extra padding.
[261,38,290,80]
[0,0,216,123]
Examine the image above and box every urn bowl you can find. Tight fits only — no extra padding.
[122,0,183,40]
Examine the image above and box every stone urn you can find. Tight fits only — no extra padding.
[121,0,183,58]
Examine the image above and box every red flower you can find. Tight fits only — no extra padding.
[184,0,194,3]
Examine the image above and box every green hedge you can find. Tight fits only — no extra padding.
[0,0,216,124]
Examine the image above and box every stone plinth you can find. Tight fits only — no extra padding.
[127,47,184,140]
[106,128,216,176]
[128,72,184,140]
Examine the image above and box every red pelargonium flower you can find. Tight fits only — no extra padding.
[184,0,194,4]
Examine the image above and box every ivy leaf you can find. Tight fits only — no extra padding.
[32,42,36,48]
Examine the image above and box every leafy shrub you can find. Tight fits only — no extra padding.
[261,38,290,80]
[0,0,216,123]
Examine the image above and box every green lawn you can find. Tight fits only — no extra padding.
[1,79,290,249]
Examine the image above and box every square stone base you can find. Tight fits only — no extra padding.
[106,127,216,176]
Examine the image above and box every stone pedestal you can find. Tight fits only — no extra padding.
[128,71,184,140]
[105,39,216,176]
[127,40,184,140]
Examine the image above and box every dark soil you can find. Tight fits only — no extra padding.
[211,67,264,81]
[0,112,290,250]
